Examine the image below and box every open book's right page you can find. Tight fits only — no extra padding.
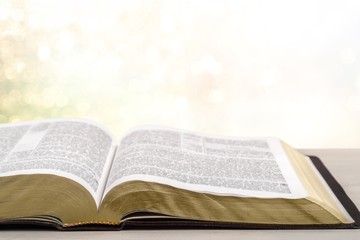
[105,126,307,199]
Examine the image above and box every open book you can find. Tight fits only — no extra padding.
[0,119,359,230]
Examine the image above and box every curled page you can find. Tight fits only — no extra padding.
[106,126,307,199]
[0,119,117,207]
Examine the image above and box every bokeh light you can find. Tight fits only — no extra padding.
[1,0,360,147]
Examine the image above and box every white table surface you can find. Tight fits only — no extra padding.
[1,149,359,239]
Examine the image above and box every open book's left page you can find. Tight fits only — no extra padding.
[0,119,117,206]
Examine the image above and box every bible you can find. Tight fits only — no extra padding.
[0,119,359,230]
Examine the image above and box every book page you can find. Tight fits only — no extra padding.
[0,119,117,206]
[105,126,307,198]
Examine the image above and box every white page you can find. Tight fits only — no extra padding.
[0,119,117,207]
[105,126,307,199]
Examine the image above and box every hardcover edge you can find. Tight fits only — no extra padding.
[308,155,360,229]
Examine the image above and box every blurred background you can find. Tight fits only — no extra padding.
[0,0,360,147]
